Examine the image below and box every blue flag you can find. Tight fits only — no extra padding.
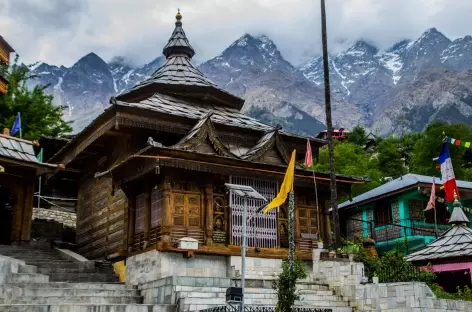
[11,113,21,137]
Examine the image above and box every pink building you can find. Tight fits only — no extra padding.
[406,194,472,292]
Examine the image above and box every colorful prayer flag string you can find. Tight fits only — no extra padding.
[446,137,472,148]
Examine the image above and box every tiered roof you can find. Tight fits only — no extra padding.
[406,193,472,262]
[115,10,243,109]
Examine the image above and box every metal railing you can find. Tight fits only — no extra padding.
[344,216,447,250]
[364,262,423,283]
[199,307,333,312]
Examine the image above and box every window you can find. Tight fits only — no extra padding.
[374,199,392,226]
[151,188,163,227]
[134,193,146,234]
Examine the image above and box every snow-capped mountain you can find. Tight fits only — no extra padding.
[300,28,472,134]
[28,28,472,136]
[198,34,363,134]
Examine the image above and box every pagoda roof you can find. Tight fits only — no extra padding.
[113,93,324,143]
[406,195,472,263]
[115,10,244,110]
[405,226,472,262]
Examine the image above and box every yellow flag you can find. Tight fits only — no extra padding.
[263,150,296,214]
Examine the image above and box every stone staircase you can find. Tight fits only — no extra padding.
[0,245,117,282]
[172,278,352,312]
[0,245,174,312]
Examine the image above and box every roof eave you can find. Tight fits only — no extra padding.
[0,36,15,53]
[101,143,364,185]
[115,83,244,110]
[339,183,419,210]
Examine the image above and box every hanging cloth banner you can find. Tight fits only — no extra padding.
[445,137,472,149]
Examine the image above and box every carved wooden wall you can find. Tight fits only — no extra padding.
[76,175,127,259]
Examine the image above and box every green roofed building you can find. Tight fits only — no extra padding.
[339,174,472,255]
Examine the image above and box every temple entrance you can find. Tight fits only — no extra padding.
[229,176,278,248]
[0,186,14,245]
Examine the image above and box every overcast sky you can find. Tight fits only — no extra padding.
[1,0,472,67]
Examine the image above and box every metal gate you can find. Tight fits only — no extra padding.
[229,176,278,248]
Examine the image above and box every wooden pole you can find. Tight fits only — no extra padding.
[320,0,341,248]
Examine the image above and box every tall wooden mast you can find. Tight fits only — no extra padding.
[320,0,341,248]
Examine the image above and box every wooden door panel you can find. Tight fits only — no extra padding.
[187,194,201,228]
[172,192,201,228]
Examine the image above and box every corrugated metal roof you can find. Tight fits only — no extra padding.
[339,174,472,209]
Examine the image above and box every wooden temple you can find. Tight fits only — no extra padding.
[48,11,364,260]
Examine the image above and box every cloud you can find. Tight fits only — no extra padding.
[1,0,471,67]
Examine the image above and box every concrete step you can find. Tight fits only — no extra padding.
[18,265,38,274]
[48,273,118,283]
[8,273,49,283]
[179,301,351,312]
[5,287,140,298]
[8,282,136,290]
[37,267,97,274]
[23,260,77,268]
[3,295,142,305]
[0,304,176,312]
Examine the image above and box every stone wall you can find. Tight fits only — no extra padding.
[32,208,76,228]
[354,282,472,311]
[228,256,314,280]
[126,251,227,285]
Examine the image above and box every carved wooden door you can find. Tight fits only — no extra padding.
[172,192,201,228]
[299,206,319,234]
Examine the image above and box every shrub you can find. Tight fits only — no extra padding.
[273,259,308,312]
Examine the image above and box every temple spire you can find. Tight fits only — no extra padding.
[162,9,195,59]
[448,191,469,226]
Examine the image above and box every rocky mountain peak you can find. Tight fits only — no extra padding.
[385,39,412,54]
[414,27,451,47]
[73,52,110,73]
[346,40,379,56]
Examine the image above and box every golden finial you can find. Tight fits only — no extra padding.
[176,8,182,21]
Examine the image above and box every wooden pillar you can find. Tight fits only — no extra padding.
[204,184,214,246]
[322,200,332,246]
[143,187,151,249]
[10,182,24,243]
[127,194,136,252]
[161,181,172,247]
[20,179,35,241]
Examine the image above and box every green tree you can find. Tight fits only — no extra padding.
[346,124,368,146]
[314,142,383,197]
[0,57,71,140]
[410,122,472,179]
[376,138,404,178]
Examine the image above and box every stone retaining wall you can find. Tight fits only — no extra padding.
[32,208,76,228]
[126,251,227,285]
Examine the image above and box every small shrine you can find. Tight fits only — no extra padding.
[406,192,472,292]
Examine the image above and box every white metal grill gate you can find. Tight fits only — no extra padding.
[229,176,278,248]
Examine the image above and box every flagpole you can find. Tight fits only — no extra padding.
[19,113,22,139]
[37,148,43,209]
[288,188,295,280]
[311,167,321,238]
